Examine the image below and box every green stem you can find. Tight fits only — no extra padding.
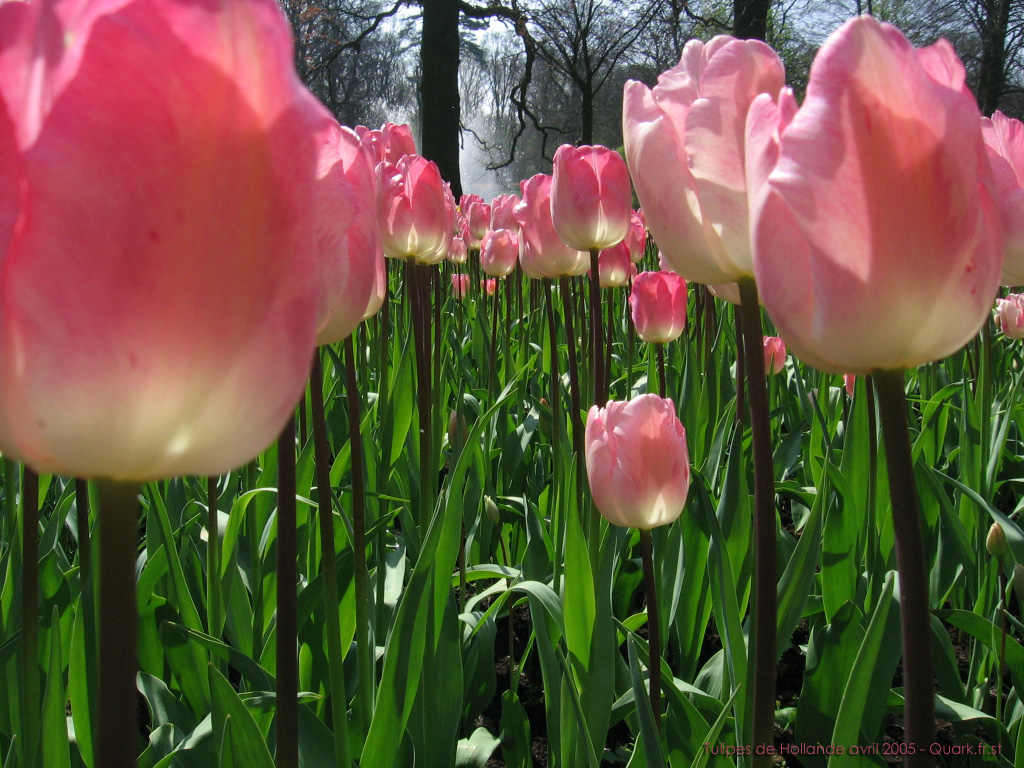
[207,476,222,643]
[735,307,746,424]
[275,416,298,768]
[559,276,590,542]
[873,370,935,767]
[22,467,39,768]
[997,568,1006,723]
[309,353,353,765]
[75,478,99,756]
[737,278,777,765]
[344,337,375,736]
[96,480,139,768]
[656,344,667,400]
[589,248,606,405]
[639,529,662,731]
[544,279,563,592]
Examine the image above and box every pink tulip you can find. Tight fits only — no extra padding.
[752,17,1002,374]
[623,36,786,284]
[550,144,632,251]
[0,0,330,480]
[995,294,1024,339]
[596,242,636,288]
[585,395,691,529]
[467,201,491,248]
[981,111,1024,285]
[843,374,857,397]
[377,154,454,263]
[629,271,688,343]
[624,210,648,263]
[355,122,417,166]
[480,278,498,296]
[708,282,741,305]
[448,233,469,264]
[481,229,519,277]
[362,252,388,321]
[490,194,521,232]
[460,193,484,213]
[514,173,588,277]
[314,123,385,345]
[763,336,786,375]
[451,273,470,299]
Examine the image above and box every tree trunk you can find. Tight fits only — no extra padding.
[977,0,1011,116]
[420,0,463,196]
[732,0,770,41]
[581,82,594,145]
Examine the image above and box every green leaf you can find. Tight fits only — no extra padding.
[454,728,501,767]
[208,665,274,768]
[41,607,70,768]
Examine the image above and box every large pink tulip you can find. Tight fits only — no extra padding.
[377,154,454,263]
[315,123,385,345]
[752,17,1002,374]
[551,144,632,251]
[982,111,1024,285]
[585,395,691,529]
[0,0,331,481]
[596,242,636,288]
[623,36,785,284]
[481,229,519,277]
[355,122,417,166]
[629,271,687,343]
[490,194,521,232]
[514,173,588,277]
[995,294,1024,339]
[762,336,786,375]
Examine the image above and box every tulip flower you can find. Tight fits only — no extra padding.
[467,200,491,249]
[623,36,786,284]
[481,229,519,277]
[624,210,648,263]
[315,123,386,345]
[843,374,857,398]
[751,18,1002,375]
[460,193,484,213]
[355,122,417,166]
[377,155,454,264]
[630,272,687,343]
[480,278,498,296]
[982,112,1024,286]
[448,233,469,264]
[514,173,588,278]
[763,336,786,375]
[451,273,470,299]
[995,294,1024,339]
[550,144,632,251]
[585,395,690,530]
[490,194,521,232]
[596,242,636,288]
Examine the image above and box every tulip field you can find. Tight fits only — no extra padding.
[3,1,1024,768]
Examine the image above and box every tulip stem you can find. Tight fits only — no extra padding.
[344,337,375,733]
[735,307,746,425]
[310,353,354,765]
[639,529,662,731]
[75,478,99,754]
[559,277,588,529]
[544,279,563,591]
[605,290,615,398]
[275,417,298,768]
[489,282,500,397]
[589,249,606,405]
[656,344,667,400]
[22,467,39,768]
[96,479,139,768]
[737,278,776,765]
[873,370,935,767]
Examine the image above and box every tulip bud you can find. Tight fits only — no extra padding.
[447,409,469,447]
[451,273,470,299]
[624,211,648,263]
[585,395,691,529]
[843,374,856,398]
[448,234,469,265]
[596,243,635,288]
[377,155,454,263]
[986,522,1008,558]
[514,174,588,278]
[480,278,498,296]
[763,336,787,375]
[467,201,491,249]
[551,144,632,251]
[481,229,519,277]
[355,122,417,166]
[629,271,687,343]
[483,496,501,525]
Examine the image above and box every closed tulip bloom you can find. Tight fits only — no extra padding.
[355,122,416,166]
[467,201,491,248]
[995,294,1024,339]
[624,210,648,263]
[377,155,454,264]
[623,36,785,284]
[460,193,484,213]
[981,112,1024,285]
[448,233,469,264]
[753,17,1002,374]
[481,229,519,277]
[480,278,498,296]
[585,395,691,529]
[763,336,786,375]
[451,273,470,299]
[490,194,521,232]
[315,123,385,345]
[629,271,687,343]
[551,144,632,250]
[514,173,589,277]
[0,0,331,480]
[596,242,636,288]
[843,374,857,397]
